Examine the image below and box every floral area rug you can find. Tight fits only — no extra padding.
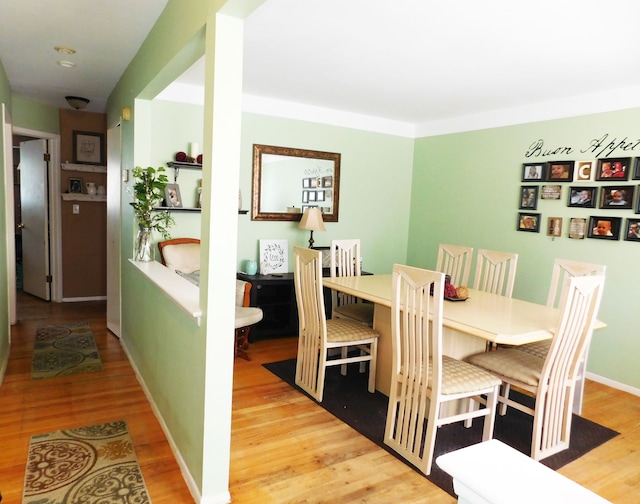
[22,420,151,503]
[31,322,103,379]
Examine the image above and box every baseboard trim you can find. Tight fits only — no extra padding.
[586,371,640,397]
[62,296,107,302]
[120,339,202,503]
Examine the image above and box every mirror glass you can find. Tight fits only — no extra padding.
[251,144,340,221]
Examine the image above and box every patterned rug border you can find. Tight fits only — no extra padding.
[31,321,103,380]
[22,419,151,504]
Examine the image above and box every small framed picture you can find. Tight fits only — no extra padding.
[574,160,594,181]
[316,190,325,202]
[588,216,621,240]
[541,185,562,200]
[308,191,317,202]
[633,158,640,180]
[624,218,640,241]
[599,185,634,209]
[322,176,333,188]
[595,157,631,181]
[303,178,311,188]
[518,212,540,232]
[545,161,574,181]
[522,163,543,182]
[311,246,332,268]
[72,131,105,165]
[164,184,182,208]
[569,218,587,239]
[568,186,597,208]
[519,186,538,209]
[68,177,83,194]
[302,191,309,203]
[547,217,563,237]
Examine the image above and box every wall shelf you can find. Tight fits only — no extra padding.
[62,162,107,173]
[61,193,107,202]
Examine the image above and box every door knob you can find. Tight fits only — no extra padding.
[17,223,25,229]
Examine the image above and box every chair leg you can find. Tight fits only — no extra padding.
[499,383,510,415]
[341,347,348,376]
[235,327,252,361]
[482,387,498,441]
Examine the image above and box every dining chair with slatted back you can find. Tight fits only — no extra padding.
[436,244,473,287]
[384,264,501,475]
[473,249,519,298]
[293,246,379,402]
[330,239,374,326]
[467,274,605,460]
[518,258,606,414]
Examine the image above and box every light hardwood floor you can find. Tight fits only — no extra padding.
[2,293,639,503]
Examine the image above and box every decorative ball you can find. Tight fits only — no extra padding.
[444,283,457,298]
[197,154,203,164]
[175,151,187,162]
[456,286,469,300]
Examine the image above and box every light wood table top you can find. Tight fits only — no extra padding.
[323,274,605,346]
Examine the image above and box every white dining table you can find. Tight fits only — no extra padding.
[323,274,606,401]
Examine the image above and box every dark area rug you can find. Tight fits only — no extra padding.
[31,322,103,379]
[264,358,619,497]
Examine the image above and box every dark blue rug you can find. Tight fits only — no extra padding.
[264,358,619,497]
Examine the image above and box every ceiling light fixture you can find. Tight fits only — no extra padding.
[57,60,76,68]
[54,45,76,55]
[65,96,90,110]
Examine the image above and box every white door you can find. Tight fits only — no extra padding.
[20,138,50,301]
[106,125,121,337]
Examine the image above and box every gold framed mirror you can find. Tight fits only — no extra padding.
[251,144,340,221]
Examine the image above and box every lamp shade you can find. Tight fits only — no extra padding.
[298,207,326,231]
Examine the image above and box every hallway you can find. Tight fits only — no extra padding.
[0,292,193,502]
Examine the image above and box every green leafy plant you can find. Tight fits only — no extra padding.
[129,166,174,239]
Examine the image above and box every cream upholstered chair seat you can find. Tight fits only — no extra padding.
[438,355,504,394]
[326,318,378,343]
[466,349,543,387]
[234,306,263,329]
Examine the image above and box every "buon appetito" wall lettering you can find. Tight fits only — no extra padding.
[525,134,640,159]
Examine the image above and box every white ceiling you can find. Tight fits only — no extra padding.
[3,0,640,136]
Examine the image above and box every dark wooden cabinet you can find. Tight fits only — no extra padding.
[237,269,369,340]
[237,272,298,341]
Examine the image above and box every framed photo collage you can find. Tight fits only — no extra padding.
[517,158,640,241]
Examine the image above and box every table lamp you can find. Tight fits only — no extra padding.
[298,207,326,248]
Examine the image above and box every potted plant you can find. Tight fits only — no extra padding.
[129,166,174,261]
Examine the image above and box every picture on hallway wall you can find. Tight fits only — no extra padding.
[72,131,104,165]
[517,212,540,232]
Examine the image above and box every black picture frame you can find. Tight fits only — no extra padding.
[587,216,621,240]
[568,186,597,208]
[598,185,634,209]
[545,161,574,182]
[164,183,182,208]
[519,186,538,209]
[68,177,83,194]
[624,218,640,241]
[634,158,640,180]
[595,157,631,181]
[521,163,544,182]
[517,212,540,232]
[72,130,105,165]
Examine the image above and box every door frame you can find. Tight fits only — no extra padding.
[12,127,62,304]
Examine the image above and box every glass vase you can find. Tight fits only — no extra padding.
[134,225,153,261]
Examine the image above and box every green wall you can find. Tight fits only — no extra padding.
[11,96,59,134]
[0,60,11,381]
[409,108,640,389]
[237,113,414,273]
